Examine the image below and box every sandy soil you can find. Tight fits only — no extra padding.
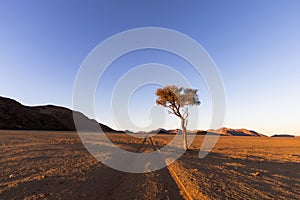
[168,136,300,200]
[0,131,299,199]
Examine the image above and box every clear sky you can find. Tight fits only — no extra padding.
[0,0,300,135]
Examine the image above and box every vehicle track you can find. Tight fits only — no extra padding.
[96,136,185,200]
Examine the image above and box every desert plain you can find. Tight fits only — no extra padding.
[0,131,299,200]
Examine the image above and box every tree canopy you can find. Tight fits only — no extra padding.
[155,85,200,118]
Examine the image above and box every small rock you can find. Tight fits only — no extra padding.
[191,168,198,173]
[252,172,260,176]
[41,175,47,179]
[9,174,13,178]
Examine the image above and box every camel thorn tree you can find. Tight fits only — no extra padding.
[155,85,201,150]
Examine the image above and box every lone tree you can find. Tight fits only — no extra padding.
[155,85,200,150]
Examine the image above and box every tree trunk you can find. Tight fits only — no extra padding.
[181,117,188,150]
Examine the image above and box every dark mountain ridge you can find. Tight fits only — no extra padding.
[0,96,120,132]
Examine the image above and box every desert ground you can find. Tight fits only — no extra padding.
[0,131,299,200]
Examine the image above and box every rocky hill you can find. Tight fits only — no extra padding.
[271,134,295,138]
[207,127,267,137]
[141,127,266,137]
[0,96,121,132]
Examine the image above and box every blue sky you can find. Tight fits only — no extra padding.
[0,0,300,135]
